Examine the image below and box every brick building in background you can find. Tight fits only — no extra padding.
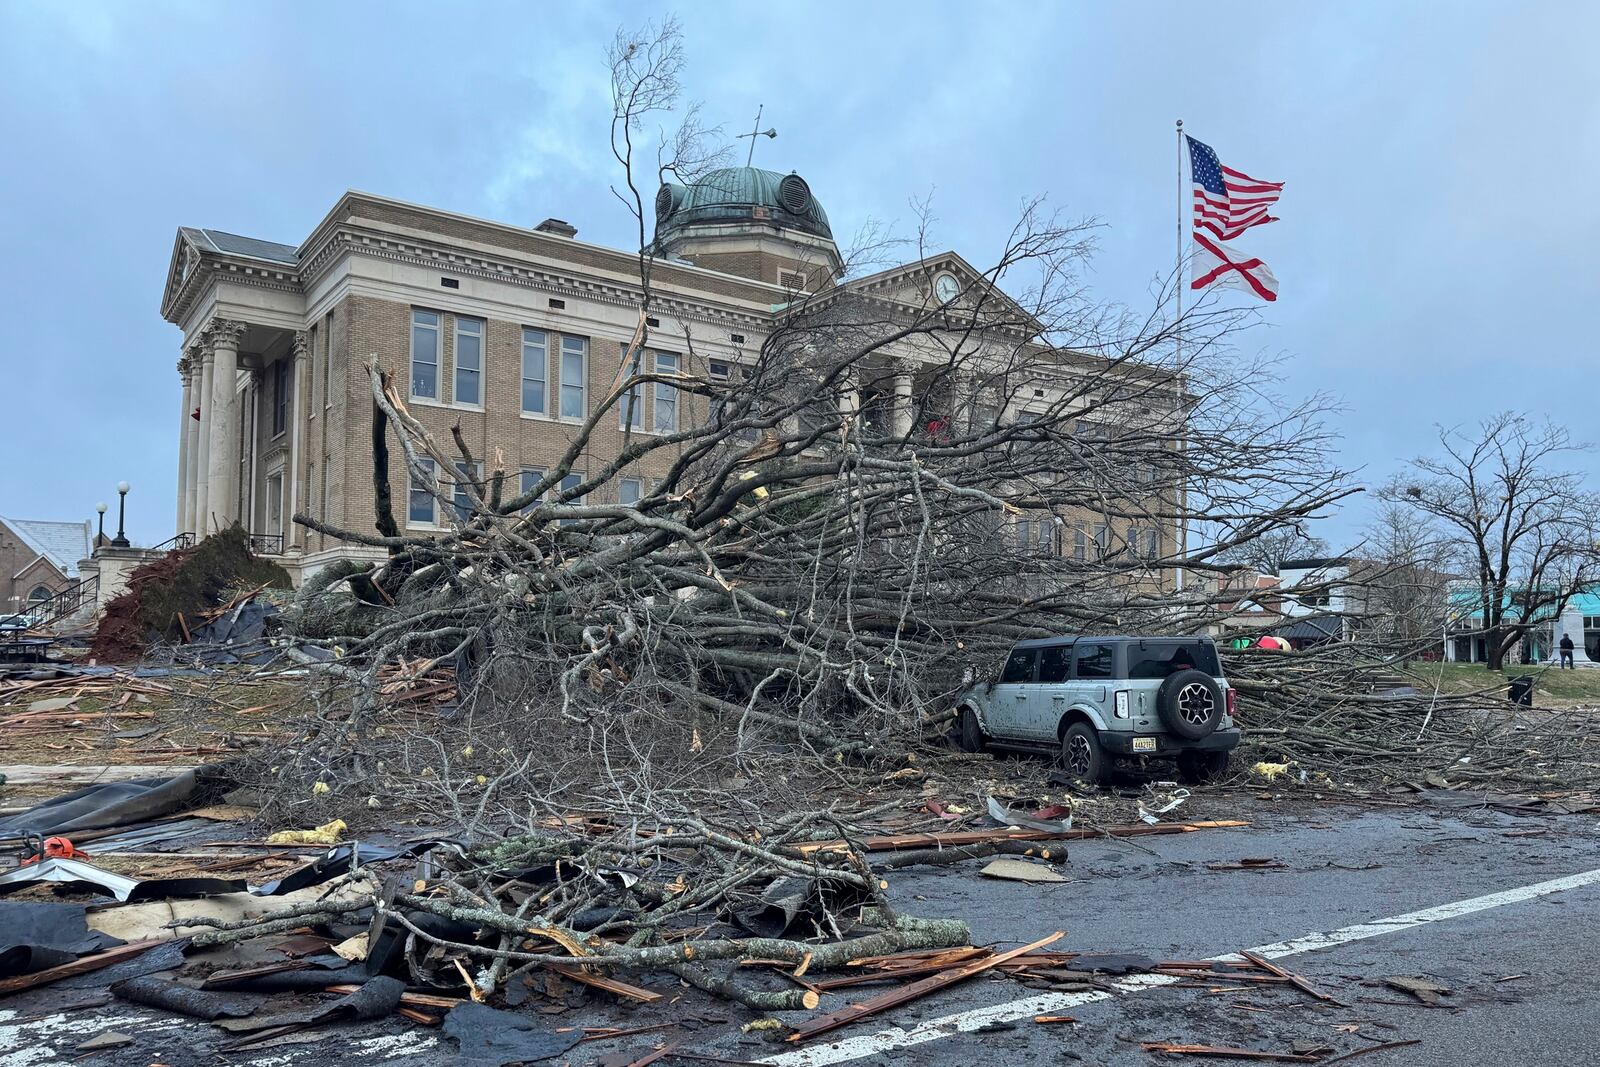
[0,517,91,615]
[160,167,1180,586]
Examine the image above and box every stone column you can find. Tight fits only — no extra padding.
[891,364,915,438]
[1547,606,1594,667]
[184,343,204,535]
[287,331,309,550]
[195,342,215,534]
[175,357,192,537]
[205,319,247,529]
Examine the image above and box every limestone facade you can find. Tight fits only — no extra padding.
[160,172,1178,588]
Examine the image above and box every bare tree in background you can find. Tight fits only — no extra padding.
[1215,524,1328,576]
[1356,501,1453,662]
[1382,414,1600,671]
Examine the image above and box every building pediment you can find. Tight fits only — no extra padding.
[160,227,304,329]
[828,252,1045,340]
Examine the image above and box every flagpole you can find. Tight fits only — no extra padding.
[1176,118,1184,331]
[1174,118,1187,595]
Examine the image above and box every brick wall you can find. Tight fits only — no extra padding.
[0,520,70,614]
[330,294,700,540]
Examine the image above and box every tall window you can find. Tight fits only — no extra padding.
[521,328,547,415]
[1073,524,1087,561]
[266,473,283,535]
[322,311,333,409]
[1094,523,1110,558]
[557,471,585,526]
[270,360,289,437]
[654,351,679,432]
[559,336,586,420]
[452,462,482,522]
[1144,528,1160,559]
[619,478,643,506]
[619,345,643,429]
[411,309,440,399]
[454,317,483,405]
[519,467,547,514]
[409,458,437,524]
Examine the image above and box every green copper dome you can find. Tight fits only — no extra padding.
[655,167,833,244]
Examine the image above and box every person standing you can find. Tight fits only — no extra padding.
[1560,633,1576,669]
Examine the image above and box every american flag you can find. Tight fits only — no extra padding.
[1187,134,1282,302]
[1188,136,1282,241]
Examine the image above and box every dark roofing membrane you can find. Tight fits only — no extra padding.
[197,229,299,264]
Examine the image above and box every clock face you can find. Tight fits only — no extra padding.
[934,273,960,304]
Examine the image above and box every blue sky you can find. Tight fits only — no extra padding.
[2,1,1595,546]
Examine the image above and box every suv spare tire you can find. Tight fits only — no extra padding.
[1156,669,1223,740]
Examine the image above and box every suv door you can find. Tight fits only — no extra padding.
[987,646,1038,739]
[1071,641,1117,726]
[1034,643,1075,740]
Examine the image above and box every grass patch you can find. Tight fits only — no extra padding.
[1409,661,1600,706]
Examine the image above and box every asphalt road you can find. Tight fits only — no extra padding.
[3,799,1599,1066]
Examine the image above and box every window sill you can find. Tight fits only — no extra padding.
[270,430,287,443]
[409,397,482,413]
[517,410,594,427]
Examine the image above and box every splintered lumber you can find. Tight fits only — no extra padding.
[548,962,662,1003]
[1239,950,1343,1004]
[1143,1043,1322,1062]
[792,821,1248,856]
[0,939,169,997]
[323,983,463,1011]
[786,932,1063,1043]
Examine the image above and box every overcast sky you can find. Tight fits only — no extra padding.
[2,1,1595,546]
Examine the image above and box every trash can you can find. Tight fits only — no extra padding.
[1508,676,1534,707]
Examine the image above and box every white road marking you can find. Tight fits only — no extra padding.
[760,864,1600,1066]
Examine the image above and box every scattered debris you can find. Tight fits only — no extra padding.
[978,858,1070,883]
[1142,1042,1322,1062]
[1207,858,1288,872]
[75,1031,135,1052]
[442,1001,586,1064]
[787,932,1063,1043]
[1380,976,1452,1006]
[264,818,347,846]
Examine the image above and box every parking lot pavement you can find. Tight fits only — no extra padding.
[4,800,1598,1066]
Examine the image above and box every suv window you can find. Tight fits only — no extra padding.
[1126,640,1221,679]
[1038,644,1073,683]
[999,648,1037,683]
[1074,643,1114,679]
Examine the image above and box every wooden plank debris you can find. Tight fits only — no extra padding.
[787,932,1063,1043]
[1240,950,1345,1005]
[1142,1042,1323,1062]
[0,939,169,997]
[548,963,662,1003]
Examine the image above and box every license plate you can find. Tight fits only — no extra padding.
[1131,737,1157,753]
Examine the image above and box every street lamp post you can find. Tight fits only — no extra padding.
[111,482,131,548]
[95,502,107,547]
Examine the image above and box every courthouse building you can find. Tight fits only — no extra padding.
[160,167,1174,584]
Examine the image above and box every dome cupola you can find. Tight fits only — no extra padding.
[654,167,842,287]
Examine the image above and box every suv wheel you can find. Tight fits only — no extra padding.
[953,707,985,753]
[1177,750,1230,785]
[1156,669,1224,740]
[1059,722,1111,787]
